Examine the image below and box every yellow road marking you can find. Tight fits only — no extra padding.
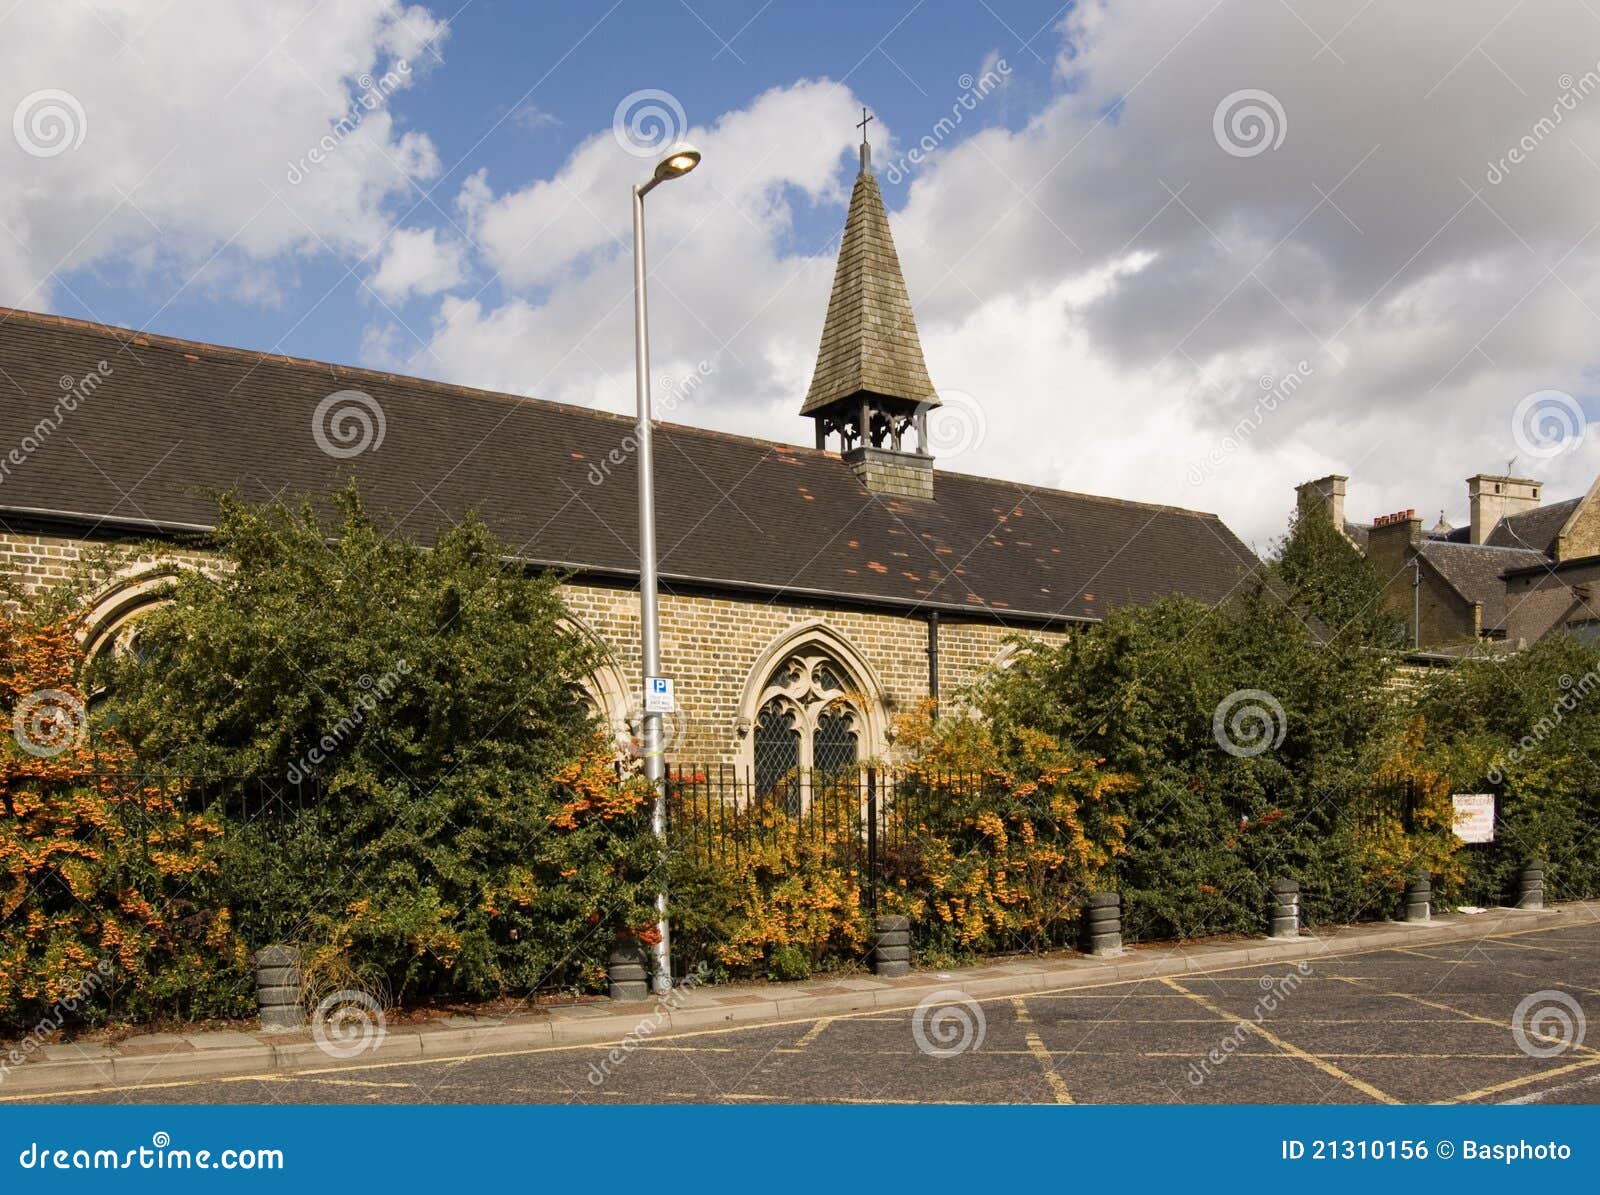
[1448,1054,1600,1104]
[1332,977,1600,1059]
[7,918,1591,1102]
[1012,998,1073,1103]
[794,1018,834,1049]
[1485,936,1566,954]
[1162,978,1398,1104]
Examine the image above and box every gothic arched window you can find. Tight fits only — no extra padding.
[751,647,863,810]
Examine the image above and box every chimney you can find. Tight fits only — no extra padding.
[1365,508,1420,586]
[1467,474,1542,544]
[1295,474,1347,531]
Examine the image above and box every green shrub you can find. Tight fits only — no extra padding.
[100,486,658,1002]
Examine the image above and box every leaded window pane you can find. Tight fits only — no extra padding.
[754,700,800,813]
[813,705,858,781]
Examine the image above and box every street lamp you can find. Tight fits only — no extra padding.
[632,141,700,994]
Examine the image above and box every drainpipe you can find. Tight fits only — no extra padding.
[926,611,940,720]
[1408,556,1421,650]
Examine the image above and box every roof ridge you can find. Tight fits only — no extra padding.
[0,303,1236,525]
[1421,540,1547,556]
[0,303,843,459]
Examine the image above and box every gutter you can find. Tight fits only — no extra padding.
[0,503,1102,631]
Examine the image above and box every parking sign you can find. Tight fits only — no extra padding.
[644,676,675,713]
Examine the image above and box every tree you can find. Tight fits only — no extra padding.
[971,536,1428,938]
[101,486,657,1000]
[1271,504,1405,650]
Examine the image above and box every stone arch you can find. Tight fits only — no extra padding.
[735,621,890,788]
[558,614,633,752]
[80,561,208,663]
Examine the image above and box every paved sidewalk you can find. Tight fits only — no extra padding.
[3,903,1593,1099]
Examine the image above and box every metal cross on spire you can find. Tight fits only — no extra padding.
[856,106,873,170]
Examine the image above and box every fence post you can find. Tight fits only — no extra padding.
[254,945,304,1032]
[866,767,878,916]
[1403,871,1431,923]
[871,914,911,977]
[1268,878,1300,939]
[1516,860,1546,910]
[1084,892,1123,957]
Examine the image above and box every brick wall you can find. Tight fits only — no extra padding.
[2,528,1068,764]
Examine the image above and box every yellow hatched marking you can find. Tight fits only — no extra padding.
[1485,936,1567,954]
[1332,977,1600,1058]
[1448,1054,1600,1105]
[1162,978,1398,1104]
[1012,997,1073,1103]
[794,1018,834,1049]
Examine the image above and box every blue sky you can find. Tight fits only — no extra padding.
[59,0,1068,366]
[10,1,1600,545]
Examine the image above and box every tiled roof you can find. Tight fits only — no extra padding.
[1485,498,1579,554]
[1416,540,1547,631]
[0,307,1259,624]
[800,153,937,416]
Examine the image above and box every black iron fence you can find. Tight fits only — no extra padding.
[666,764,984,914]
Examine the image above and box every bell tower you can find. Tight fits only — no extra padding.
[802,109,939,501]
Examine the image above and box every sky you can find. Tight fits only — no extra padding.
[6,0,1600,549]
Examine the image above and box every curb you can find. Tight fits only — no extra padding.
[2,904,1592,1098]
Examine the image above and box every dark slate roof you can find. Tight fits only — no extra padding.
[800,150,937,416]
[1485,498,1579,554]
[1416,540,1547,631]
[0,307,1259,625]
[1343,522,1370,552]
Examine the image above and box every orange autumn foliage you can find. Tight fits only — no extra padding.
[1,608,248,1031]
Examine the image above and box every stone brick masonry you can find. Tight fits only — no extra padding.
[1,528,1067,765]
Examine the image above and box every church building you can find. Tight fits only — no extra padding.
[0,130,1258,775]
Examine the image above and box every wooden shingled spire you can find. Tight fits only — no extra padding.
[801,116,938,425]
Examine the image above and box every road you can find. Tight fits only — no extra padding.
[24,922,1600,1105]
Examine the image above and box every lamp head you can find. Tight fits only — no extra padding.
[653,143,701,183]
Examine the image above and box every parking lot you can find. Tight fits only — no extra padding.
[26,921,1600,1106]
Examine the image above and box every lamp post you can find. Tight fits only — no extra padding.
[632,142,700,994]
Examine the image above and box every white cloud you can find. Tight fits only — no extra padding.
[0,0,446,310]
[384,0,1600,547]
[19,0,1600,553]
[369,226,466,302]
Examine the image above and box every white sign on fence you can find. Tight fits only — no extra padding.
[1452,793,1495,844]
[644,676,675,713]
